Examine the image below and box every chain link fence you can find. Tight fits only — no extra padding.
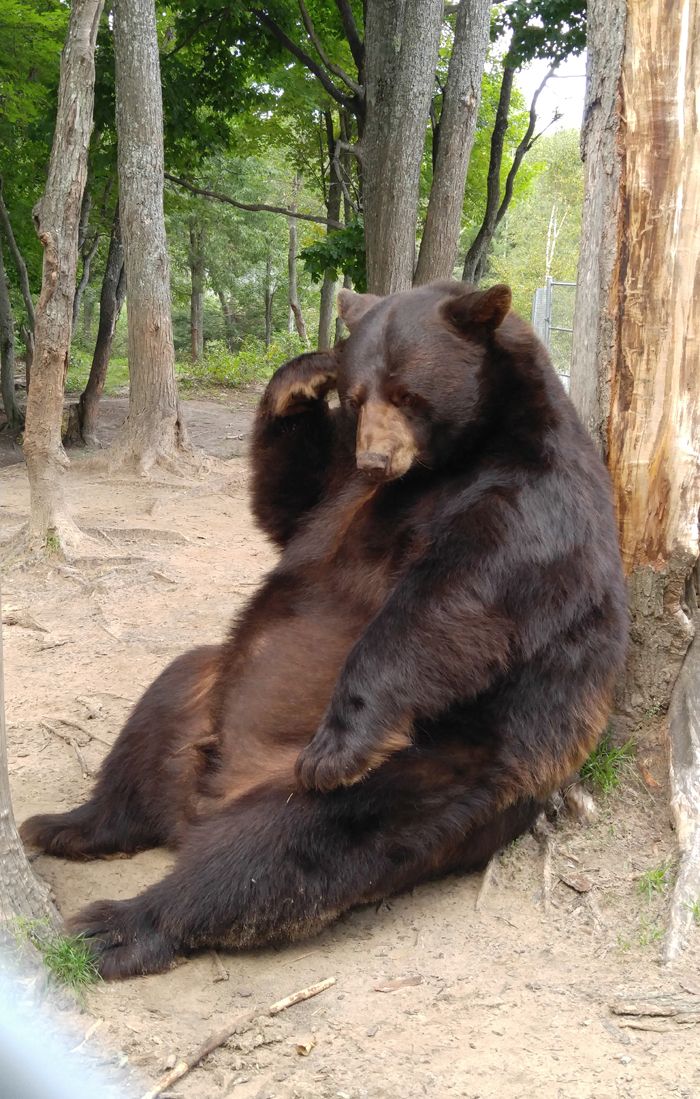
[531,277,576,391]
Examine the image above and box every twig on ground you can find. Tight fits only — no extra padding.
[57,716,112,748]
[141,976,336,1099]
[475,856,497,911]
[210,952,229,983]
[40,721,92,779]
[532,814,555,914]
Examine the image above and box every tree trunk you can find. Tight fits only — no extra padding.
[0,592,61,933]
[414,0,490,285]
[71,188,97,331]
[78,207,125,445]
[188,217,205,361]
[72,236,99,334]
[0,238,23,429]
[111,0,189,472]
[287,175,308,345]
[264,250,274,349]
[461,66,515,283]
[216,289,236,349]
[22,0,104,553]
[318,111,343,350]
[362,0,444,294]
[0,182,36,336]
[571,0,700,958]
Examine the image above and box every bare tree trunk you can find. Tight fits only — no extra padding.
[0,239,23,429]
[0,182,36,388]
[318,111,343,350]
[362,0,444,294]
[188,217,205,361]
[287,176,308,345]
[71,189,99,331]
[0,591,61,932]
[414,0,490,285]
[22,0,104,552]
[571,0,700,958]
[215,288,236,349]
[78,207,125,445]
[264,250,275,349]
[110,0,189,472]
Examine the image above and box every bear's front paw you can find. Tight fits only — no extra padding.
[295,727,374,794]
[69,899,176,980]
[265,355,337,417]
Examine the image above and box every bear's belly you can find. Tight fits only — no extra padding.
[212,605,367,800]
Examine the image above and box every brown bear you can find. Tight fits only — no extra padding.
[21,281,628,979]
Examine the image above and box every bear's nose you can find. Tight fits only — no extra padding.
[356,451,390,475]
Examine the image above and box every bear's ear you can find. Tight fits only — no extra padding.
[443,284,512,333]
[337,289,381,330]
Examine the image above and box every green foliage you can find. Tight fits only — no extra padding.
[580,732,636,794]
[13,918,100,992]
[301,220,366,292]
[637,918,664,947]
[637,862,674,902]
[177,334,306,390]
[495,1,587,68]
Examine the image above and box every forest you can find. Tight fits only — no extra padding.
[0,2,698,1098]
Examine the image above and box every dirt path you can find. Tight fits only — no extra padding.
[1,396,698,1099]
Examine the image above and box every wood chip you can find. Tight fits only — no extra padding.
[374,976,423,993]
[559,873,593,893]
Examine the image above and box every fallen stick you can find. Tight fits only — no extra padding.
[40,721,92,779]
[141,976,336,1099]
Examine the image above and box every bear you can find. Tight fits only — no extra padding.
[21,280,628,980]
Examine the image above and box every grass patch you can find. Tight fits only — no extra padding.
[686,900,700,926]
[637,860,673,901]
[176,335,305,392]
[637,917,664,947]
[580,731,635,794]
[14,918,100,993]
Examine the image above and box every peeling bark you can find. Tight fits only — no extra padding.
[572,0,700,719]
[22,0,104,552]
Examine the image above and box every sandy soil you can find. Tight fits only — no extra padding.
[1,395,699,1099]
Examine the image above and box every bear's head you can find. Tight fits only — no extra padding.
[334,280,513,482]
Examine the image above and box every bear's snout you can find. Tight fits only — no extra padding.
[356,401,418,481]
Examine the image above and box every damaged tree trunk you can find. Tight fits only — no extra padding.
[110,0,189,472]
[22,0,104,552]
[571,0,700,958]
[0,238,23,429]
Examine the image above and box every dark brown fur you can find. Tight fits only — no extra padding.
[21,281,627,979]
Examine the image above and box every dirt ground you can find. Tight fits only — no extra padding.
[1,395,699,1099]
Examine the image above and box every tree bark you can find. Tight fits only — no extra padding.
[188,217,205,361]
[414,0,490,285]
[362,0,444,294]
[318,111,343,350]
[571,0,700,721]
[78,207,125,445]
[111,0,189,472]
[22,0,104,552]
[287,175,308,345]
[71,188,98,331]
[0,238,23,429]
[0,592,61,933]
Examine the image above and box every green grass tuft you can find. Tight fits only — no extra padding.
[686,900,700,926]
[637,861,673,901]
[580,732,635,793]
[13,918,100,992]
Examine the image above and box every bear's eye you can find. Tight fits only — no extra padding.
[344,395,360,412]
[394,392,418,410]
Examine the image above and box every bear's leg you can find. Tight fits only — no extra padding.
[67,778,542,979]
[21,646,221,860]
